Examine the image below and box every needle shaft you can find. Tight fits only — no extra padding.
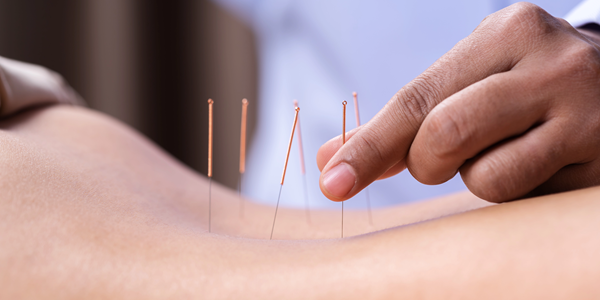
[302,174,311,223]
[280,107,300,185]
[270,106,300,239]
[239,99,249,218]
[208,177,212,232]
[238,177,244,218]
[353,92,373,225]
[270,185,284,240]
[294,100,310,223]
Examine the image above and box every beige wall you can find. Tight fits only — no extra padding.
[0,0,257,189]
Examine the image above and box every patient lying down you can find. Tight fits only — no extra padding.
[0,105,599,299]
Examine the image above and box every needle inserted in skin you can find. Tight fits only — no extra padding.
[207,99,214,233]
[353,92,373,225]
[342,100,347,238]
[293,100,311,224]
[270,106,300,240]
[239,98,249,218]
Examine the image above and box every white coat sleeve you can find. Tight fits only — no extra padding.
[0,56,83,118]
[565,0,600,27]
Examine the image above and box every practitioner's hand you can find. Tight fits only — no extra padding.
[317,2,600,203]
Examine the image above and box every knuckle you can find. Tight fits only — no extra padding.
[556,17,573,30]
[509,2,546,17]
[393,77,439,130]
[495,2,557,40]
[532,40,600,96]
[478,14,493,29]
[562,42,600,81]
[424,109,469,159]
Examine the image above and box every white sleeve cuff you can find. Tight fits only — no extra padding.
[565,0,600,27]
[0,56,83,118]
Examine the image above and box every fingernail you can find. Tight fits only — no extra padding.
[323,163,356,198]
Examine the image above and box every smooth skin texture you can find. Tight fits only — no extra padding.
[318,2,600,203]
[1,105,600,299]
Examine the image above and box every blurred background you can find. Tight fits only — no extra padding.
[1,0,582,209]
[0,0,255,189]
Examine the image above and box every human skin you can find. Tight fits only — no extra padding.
[318,2,600,203]
[1,105,600,299]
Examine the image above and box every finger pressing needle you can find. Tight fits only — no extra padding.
[270,106,300,240]
[239,98,249,218]
[353,92,373,225]
[207,98,214,233]
[293,100,311,224]
[342,100,347,238]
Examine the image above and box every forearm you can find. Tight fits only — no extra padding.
[232,187,600,299]
[353,187,600,299]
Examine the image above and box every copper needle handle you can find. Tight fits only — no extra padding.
[342,101,347,144]
[353,92,361,127]
[239,98,249,174]
[281,107,300,185]
[293,100,306,175]
[208,99,214,178]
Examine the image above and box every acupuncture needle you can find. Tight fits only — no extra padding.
[270,106,300,240]
[342,100,347,238]
[293,100,311,224]
[239,98,249,218]
[207,99,214,233]
[353,92,373,225]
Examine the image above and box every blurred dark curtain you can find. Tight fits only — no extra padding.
[0,0,258,189]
